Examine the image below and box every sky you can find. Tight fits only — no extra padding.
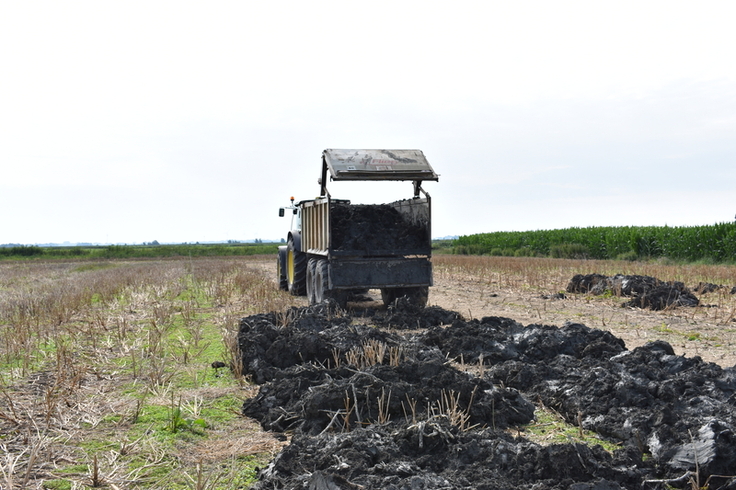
[1,1,735,244]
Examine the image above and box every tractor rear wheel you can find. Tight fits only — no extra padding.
[277,248,288,291]
[287,237,307,296]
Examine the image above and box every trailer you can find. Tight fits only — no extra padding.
[278,149,439,308]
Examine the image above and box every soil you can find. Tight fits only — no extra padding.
[242,258,736,489]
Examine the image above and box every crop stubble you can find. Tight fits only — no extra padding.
[1,254,736,488]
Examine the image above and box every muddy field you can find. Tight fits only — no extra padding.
[244,258,736,489]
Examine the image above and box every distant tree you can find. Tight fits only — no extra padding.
[255,238,262,244]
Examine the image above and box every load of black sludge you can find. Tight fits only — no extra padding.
[329,202,428,252]
[238,302,736,489]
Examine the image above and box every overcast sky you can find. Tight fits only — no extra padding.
[2,1,735,244]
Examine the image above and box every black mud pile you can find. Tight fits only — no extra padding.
[567,274,700,310]
[256,419,646,490]
[239,303,395,384]
[242,358,534,435]
[330,203,428,252]
[693,282,726,294]
[370,297,463,330]
[421,316,627,365]
[240,306,736,489]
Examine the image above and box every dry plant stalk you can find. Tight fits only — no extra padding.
[342,391,354,431]
[377,387,392,425]
[389,345,404,366]
[331,348,341,369]
[432,387,478,432]
[184,460,224,490]
[345,340,388,369]
[402,395,418,424]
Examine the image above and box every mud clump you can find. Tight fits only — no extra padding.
[330,203,428,252]
[422,317,627,365]
[255,419,645,490]
[239,304,736,489]
[622,284,700,310]
[238,303,395,384]
[371,297,463,330]
[693,282,725,294]
[567,274,700,310]
[489,338,736,479]
[242,358,534,435]
[565,273,613,295]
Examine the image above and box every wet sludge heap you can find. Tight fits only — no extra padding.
[238,301,736,490]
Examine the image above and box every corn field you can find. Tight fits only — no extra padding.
[454,222,736,262]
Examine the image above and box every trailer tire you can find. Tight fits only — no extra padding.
[316,260,347,308]
[277,248,288,291]
[380,288,399,306]
[404,286,429,308]
[314,259,327,304]
[306,258,318,305]
[287,237,307,296]
[381,286,428,309]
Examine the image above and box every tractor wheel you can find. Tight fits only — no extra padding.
[287,237,307,296]
[277,248,288,291]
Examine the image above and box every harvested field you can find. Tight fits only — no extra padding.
[2,255,736,488]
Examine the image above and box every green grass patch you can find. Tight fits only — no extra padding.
[71,262,118,273]
[42,479,72,490]
[519,405,620,453]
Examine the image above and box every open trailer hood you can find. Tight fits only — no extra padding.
[322,149,439,182]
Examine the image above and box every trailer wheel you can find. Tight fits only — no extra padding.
[316,260,347,308]
[306,258,318,304]
[404,286,429,308]
[287,237,307,296]
[277,248,288,291]
[380,288,399,306]
[313,259,327,304]
[381,286,428,308]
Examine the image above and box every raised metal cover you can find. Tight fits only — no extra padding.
[323,149,439,181]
